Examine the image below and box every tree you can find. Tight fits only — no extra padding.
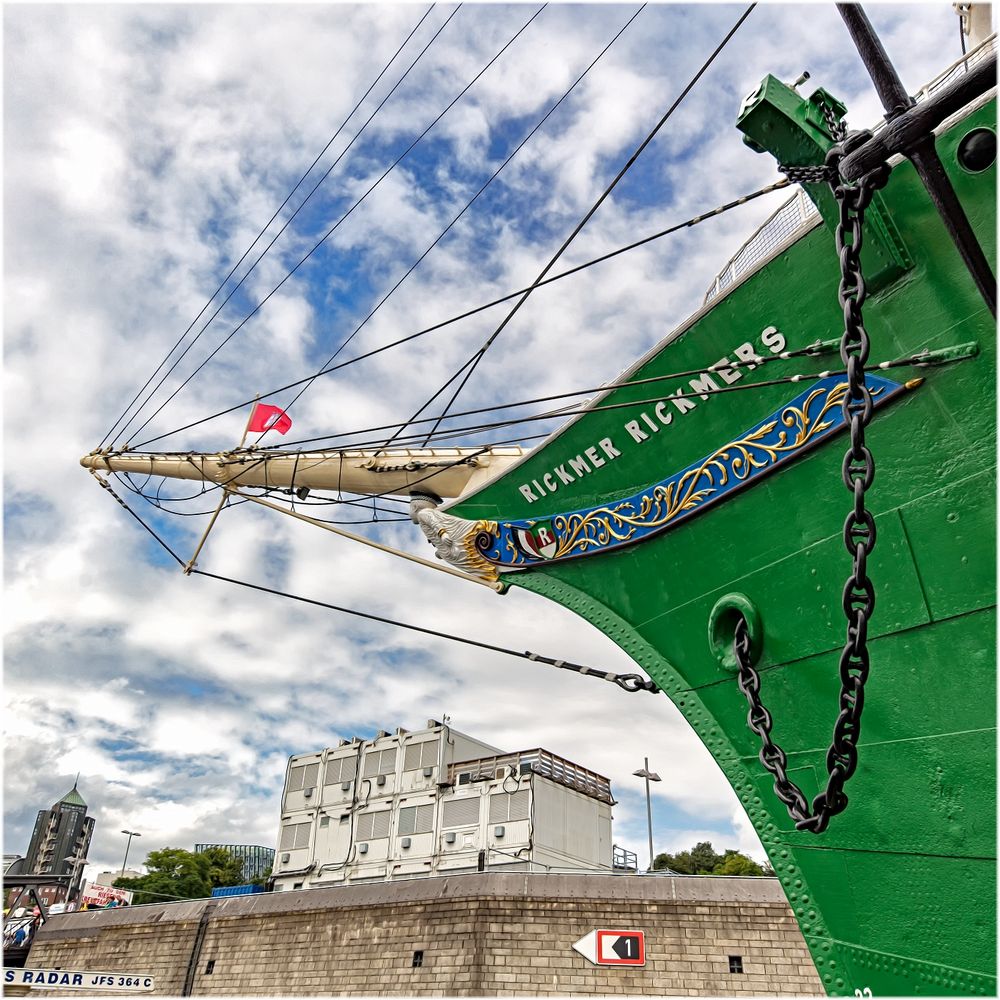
[652,841,767,876]
[113,847,246,905]
[713,850,765,876]
[199,847,246,888]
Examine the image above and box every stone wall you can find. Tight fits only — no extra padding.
[27,873,823,996]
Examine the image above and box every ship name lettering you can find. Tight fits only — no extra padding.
[517,438,621,503]
[622,328,787,447]
[515,329,785,503]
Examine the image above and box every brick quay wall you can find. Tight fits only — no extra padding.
[27,872,822,996]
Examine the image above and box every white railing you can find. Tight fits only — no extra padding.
[914,32,996,104]
[449,748,613,803]
[703,188,818,304]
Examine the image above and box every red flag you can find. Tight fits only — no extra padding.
[247,402,292,434]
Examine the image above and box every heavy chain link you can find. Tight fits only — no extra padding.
[778,100,848,185]
[734,127,889,834]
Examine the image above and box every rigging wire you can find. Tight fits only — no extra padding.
[91,474,661,695]
[123,4,466,446]
[131,178,789,450]
[103,346,956,521]
[103,347,950,531]
[240,350,945,454]
[101,5,438,450]
[397,2,758,453]
[117,468,412,522]
[265,338,833,450]
[265,3,645,444]
[191,569,659,694]
[123,4,548,448]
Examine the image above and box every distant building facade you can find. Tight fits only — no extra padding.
[92,870,142,886]
[194,844,275,882]
[271,720,613,891]
[21,781,94,903]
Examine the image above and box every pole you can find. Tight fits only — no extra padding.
[836,3,996,316]
[121,831,139,875]
[643,757,654,872]
[183,399,261,574]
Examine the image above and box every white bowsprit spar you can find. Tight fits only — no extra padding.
[79,445,524,500]
[80,445,527,590]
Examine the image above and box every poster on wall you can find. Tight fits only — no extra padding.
[78,883,133,908]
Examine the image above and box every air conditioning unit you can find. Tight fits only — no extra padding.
[358,843,369,854]
[376,775,387,786]
[422,767,434,778]
[341,782,351,791]
[376,730,390,739]
[401,837,412,849]
[494,826,505,838]
[304,787,313,798]
[495,766,510,780]
[281,853,290,863]
[338,739,350,747]
[444,832,456,844]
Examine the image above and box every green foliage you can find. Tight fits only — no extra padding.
[652,840,766,876]
[713,850,765,876]
[113,847,246,905]
[199,846,246,888]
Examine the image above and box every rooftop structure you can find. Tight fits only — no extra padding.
[271,721,614,891]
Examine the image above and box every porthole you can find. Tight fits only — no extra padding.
[957,127,996,173]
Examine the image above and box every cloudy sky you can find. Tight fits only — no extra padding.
[4,2,965,882]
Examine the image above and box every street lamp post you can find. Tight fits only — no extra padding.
[632,758,661,872]
[120,830,141,876]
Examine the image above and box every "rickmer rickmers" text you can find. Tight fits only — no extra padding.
[516,327,787,505]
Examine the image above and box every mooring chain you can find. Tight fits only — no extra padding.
[737,125,890,834]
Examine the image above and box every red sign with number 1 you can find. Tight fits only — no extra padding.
[595,929,645,966]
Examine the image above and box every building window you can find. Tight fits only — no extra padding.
[278,822,311,852]
[488,790,529,824]
[729,956,744,974]
[403,741,438,771]
[287,762,320,793]
[324,755,358,786]
[412,951,424,968]
[441,798,480,828]
[397,804,433,836]
[362,748,397,778]
[356,811,391,840]
[205,961,215,975]
[319,816,330,828]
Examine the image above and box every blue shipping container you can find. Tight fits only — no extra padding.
[211,884,265,897]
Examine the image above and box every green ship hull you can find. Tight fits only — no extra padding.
[449,87,997,996]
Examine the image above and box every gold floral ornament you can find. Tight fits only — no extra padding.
[472,376,902,572]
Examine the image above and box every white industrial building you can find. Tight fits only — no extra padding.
[271,720,614,890]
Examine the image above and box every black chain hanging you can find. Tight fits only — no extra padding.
[735,123,890,834]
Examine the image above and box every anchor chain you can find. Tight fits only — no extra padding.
[736,128,889,834]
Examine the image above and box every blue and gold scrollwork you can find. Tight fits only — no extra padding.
[474,374,909,571]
